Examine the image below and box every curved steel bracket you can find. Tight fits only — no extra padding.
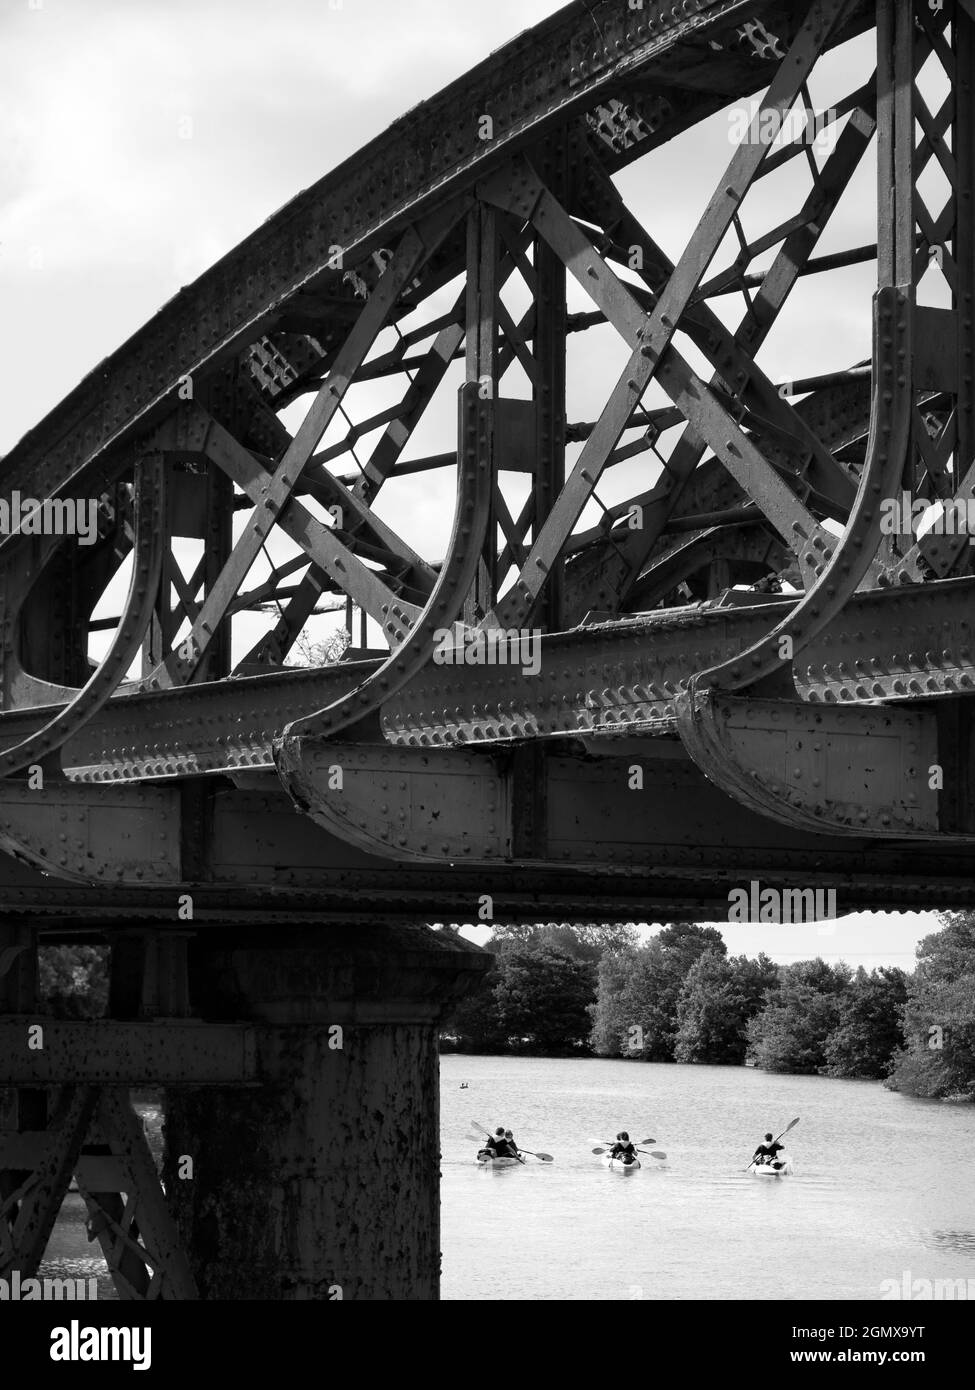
[674,688,967,840]
[0,783,179,884]
[684,285,915,699]
[275,741,510,862]
[0,456,165,778]
[274,382,493,775]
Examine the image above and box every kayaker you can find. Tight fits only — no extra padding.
[753,1131,784,1167]
[610,1132,637,1163]
[504,1128,519,1157]
[492,1126,513,1157]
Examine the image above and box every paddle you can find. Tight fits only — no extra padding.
[745,1116,799,1171]
[592,1145,666,1160]
[518,1147,554,1163]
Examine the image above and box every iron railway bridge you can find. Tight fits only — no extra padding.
[1,0,973,1298]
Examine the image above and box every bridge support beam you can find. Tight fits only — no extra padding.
[162,924,486,1300]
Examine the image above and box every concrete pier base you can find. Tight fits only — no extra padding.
[163,924,486,1300]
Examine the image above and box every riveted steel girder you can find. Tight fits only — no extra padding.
[2,577,975,780]
[675,693,946,836]
[0,783,179,884]
[276,708,975,866]
[0,1022,256,1084]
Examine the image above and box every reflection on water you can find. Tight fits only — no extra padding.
[917,1229,975,1254]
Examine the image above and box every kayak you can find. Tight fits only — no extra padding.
[749,1153,794,1176]
[602,1154,641,1173]
[476,1151,522,1167]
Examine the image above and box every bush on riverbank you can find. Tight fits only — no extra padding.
[885,913,975,1100]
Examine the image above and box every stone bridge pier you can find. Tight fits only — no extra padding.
[162,925,487,1300]
[0,922,487,1302]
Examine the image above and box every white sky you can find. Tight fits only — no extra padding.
[0,0,952,962]
[459,911,944,970]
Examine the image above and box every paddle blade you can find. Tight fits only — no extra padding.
[534,1152,554,1162]
[591,1146,608,1155]
[639,1138,656,1145]
[783,1116,800,1133]
[646,1150,666,1160]
[470,1119,492,1136]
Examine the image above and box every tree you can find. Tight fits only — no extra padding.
[674,950,779,1064]
[588,923,726,1060]
[886,914,975,1099]
[589,945,640,1056]
[747,959,850,1074]
[821,967,909,1078]
[38,945,109,1019]
[494,944,595,1053]
[442,957,510,1053]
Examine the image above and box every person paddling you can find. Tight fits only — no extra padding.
[504,1128,520,1158]
[752,1131,785,1168]
[492,1126,513,1158]
[610,1131,637,1165]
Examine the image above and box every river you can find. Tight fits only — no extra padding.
[440,1055,975,1301]
[36,1058,975,1301]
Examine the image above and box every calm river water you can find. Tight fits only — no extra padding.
[440,1055,975,1301]
[39,1059,975,1300]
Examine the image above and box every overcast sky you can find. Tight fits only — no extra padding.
[0,1,949,967]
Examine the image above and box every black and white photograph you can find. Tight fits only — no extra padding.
[0,0,972,1362]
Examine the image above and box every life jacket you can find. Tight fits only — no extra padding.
[494,1138,512,1157]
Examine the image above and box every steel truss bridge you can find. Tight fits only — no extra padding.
[1,0,974,1299]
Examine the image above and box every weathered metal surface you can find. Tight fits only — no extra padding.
[0,784,179,884]
[76,1089,198,1299]
[163,924,487,1299]
[5,0,975,1308]
[0,0,971,918]
[0,457,165,776]
[675,692,943,836]
[382,579,975,748]
[278,743,510,861]
[0,1021,257,1083]
[0,1086,98,1278]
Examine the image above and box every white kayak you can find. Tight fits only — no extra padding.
[476,1152,523,1167]
[602,1154,641,1173]
[749,1153,794,1176]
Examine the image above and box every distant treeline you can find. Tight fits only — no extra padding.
[439,915,975,1100]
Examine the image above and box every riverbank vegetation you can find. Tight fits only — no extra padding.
[440,916,975,1099]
